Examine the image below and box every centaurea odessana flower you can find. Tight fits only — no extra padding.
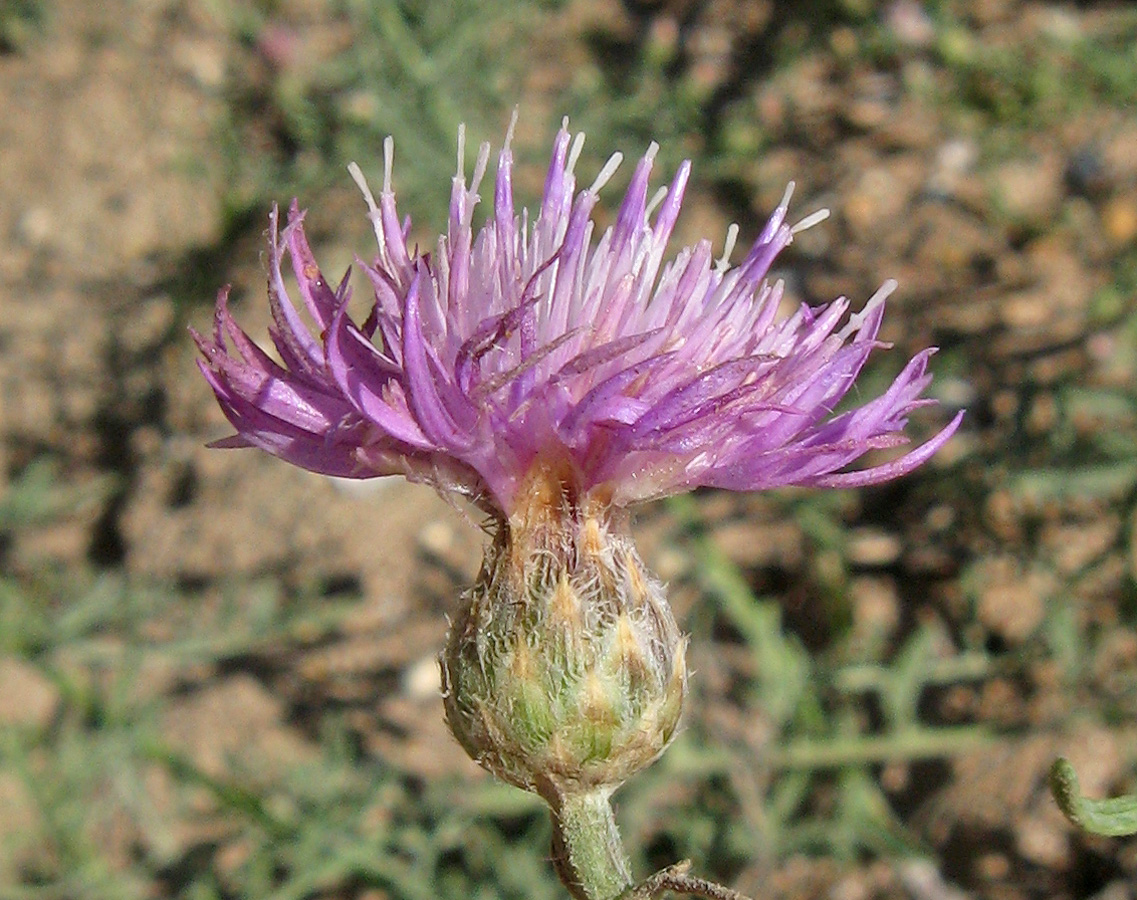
[194,116,962,900]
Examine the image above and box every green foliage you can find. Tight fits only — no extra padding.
[651,494,991,871]
[218,0,554,229]
[842,2,1137,135]
[0,465,560,899]
[0,0,45,52]
[13,0,1137,895]
[0,459,111,533]
[1050,758,1137,838]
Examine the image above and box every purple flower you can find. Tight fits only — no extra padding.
[194,117,962,516]
[195,118,967,895]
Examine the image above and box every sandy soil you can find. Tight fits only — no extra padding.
[2,1,1137,898]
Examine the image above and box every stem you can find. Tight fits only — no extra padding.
[627,862,754,900]
[1050,757,1137,836]
[550,789,634,900]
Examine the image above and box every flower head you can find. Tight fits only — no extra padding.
[194,116,961,519]
[195,117,965,896]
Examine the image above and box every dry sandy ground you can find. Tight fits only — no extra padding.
[3,1,1137,898]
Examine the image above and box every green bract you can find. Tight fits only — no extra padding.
[441,465,686,804]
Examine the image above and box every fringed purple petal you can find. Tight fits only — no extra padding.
[402,267,476,449]
[812,412,964,488]
[193,300,349,437]
[560,351,678,435]
[196,360,369,478]
[196,120,962,512]
[283,200,340,330]
[267,210,329,382]
[325,303,435,451]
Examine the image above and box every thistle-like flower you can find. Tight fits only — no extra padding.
[193,115,962,900]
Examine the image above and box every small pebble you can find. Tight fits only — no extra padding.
[1102,195,1137,249]
[847,528,902,567]
[885,0,935,48]
[16,206,54,247]
[403,654,442,700]
[990,156,1064,225]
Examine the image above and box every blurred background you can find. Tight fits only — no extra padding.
[2,0,1136,897]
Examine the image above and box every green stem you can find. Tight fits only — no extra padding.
[767,725,991,769]
[1050,757,1137,837]
[550,789,634,900]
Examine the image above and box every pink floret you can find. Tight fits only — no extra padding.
[193,118,962,514]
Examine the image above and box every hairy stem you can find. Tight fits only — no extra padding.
[1050,757,1137,836]
[550,789,634,900]
[627,861,755,900]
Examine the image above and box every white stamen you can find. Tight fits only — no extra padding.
[471,141,491,197]
[567,131,586,178]
[715,223,740,273]
[382,136,395,194]
[348,161,384,246]
[777,181,795,214]
[504,107,518,152]
[792,208,830,234]
[839,279,896,339]
[645,141,659,163]
[589,152,623,195]
[645,185,668,220]
[456,123,466,180]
